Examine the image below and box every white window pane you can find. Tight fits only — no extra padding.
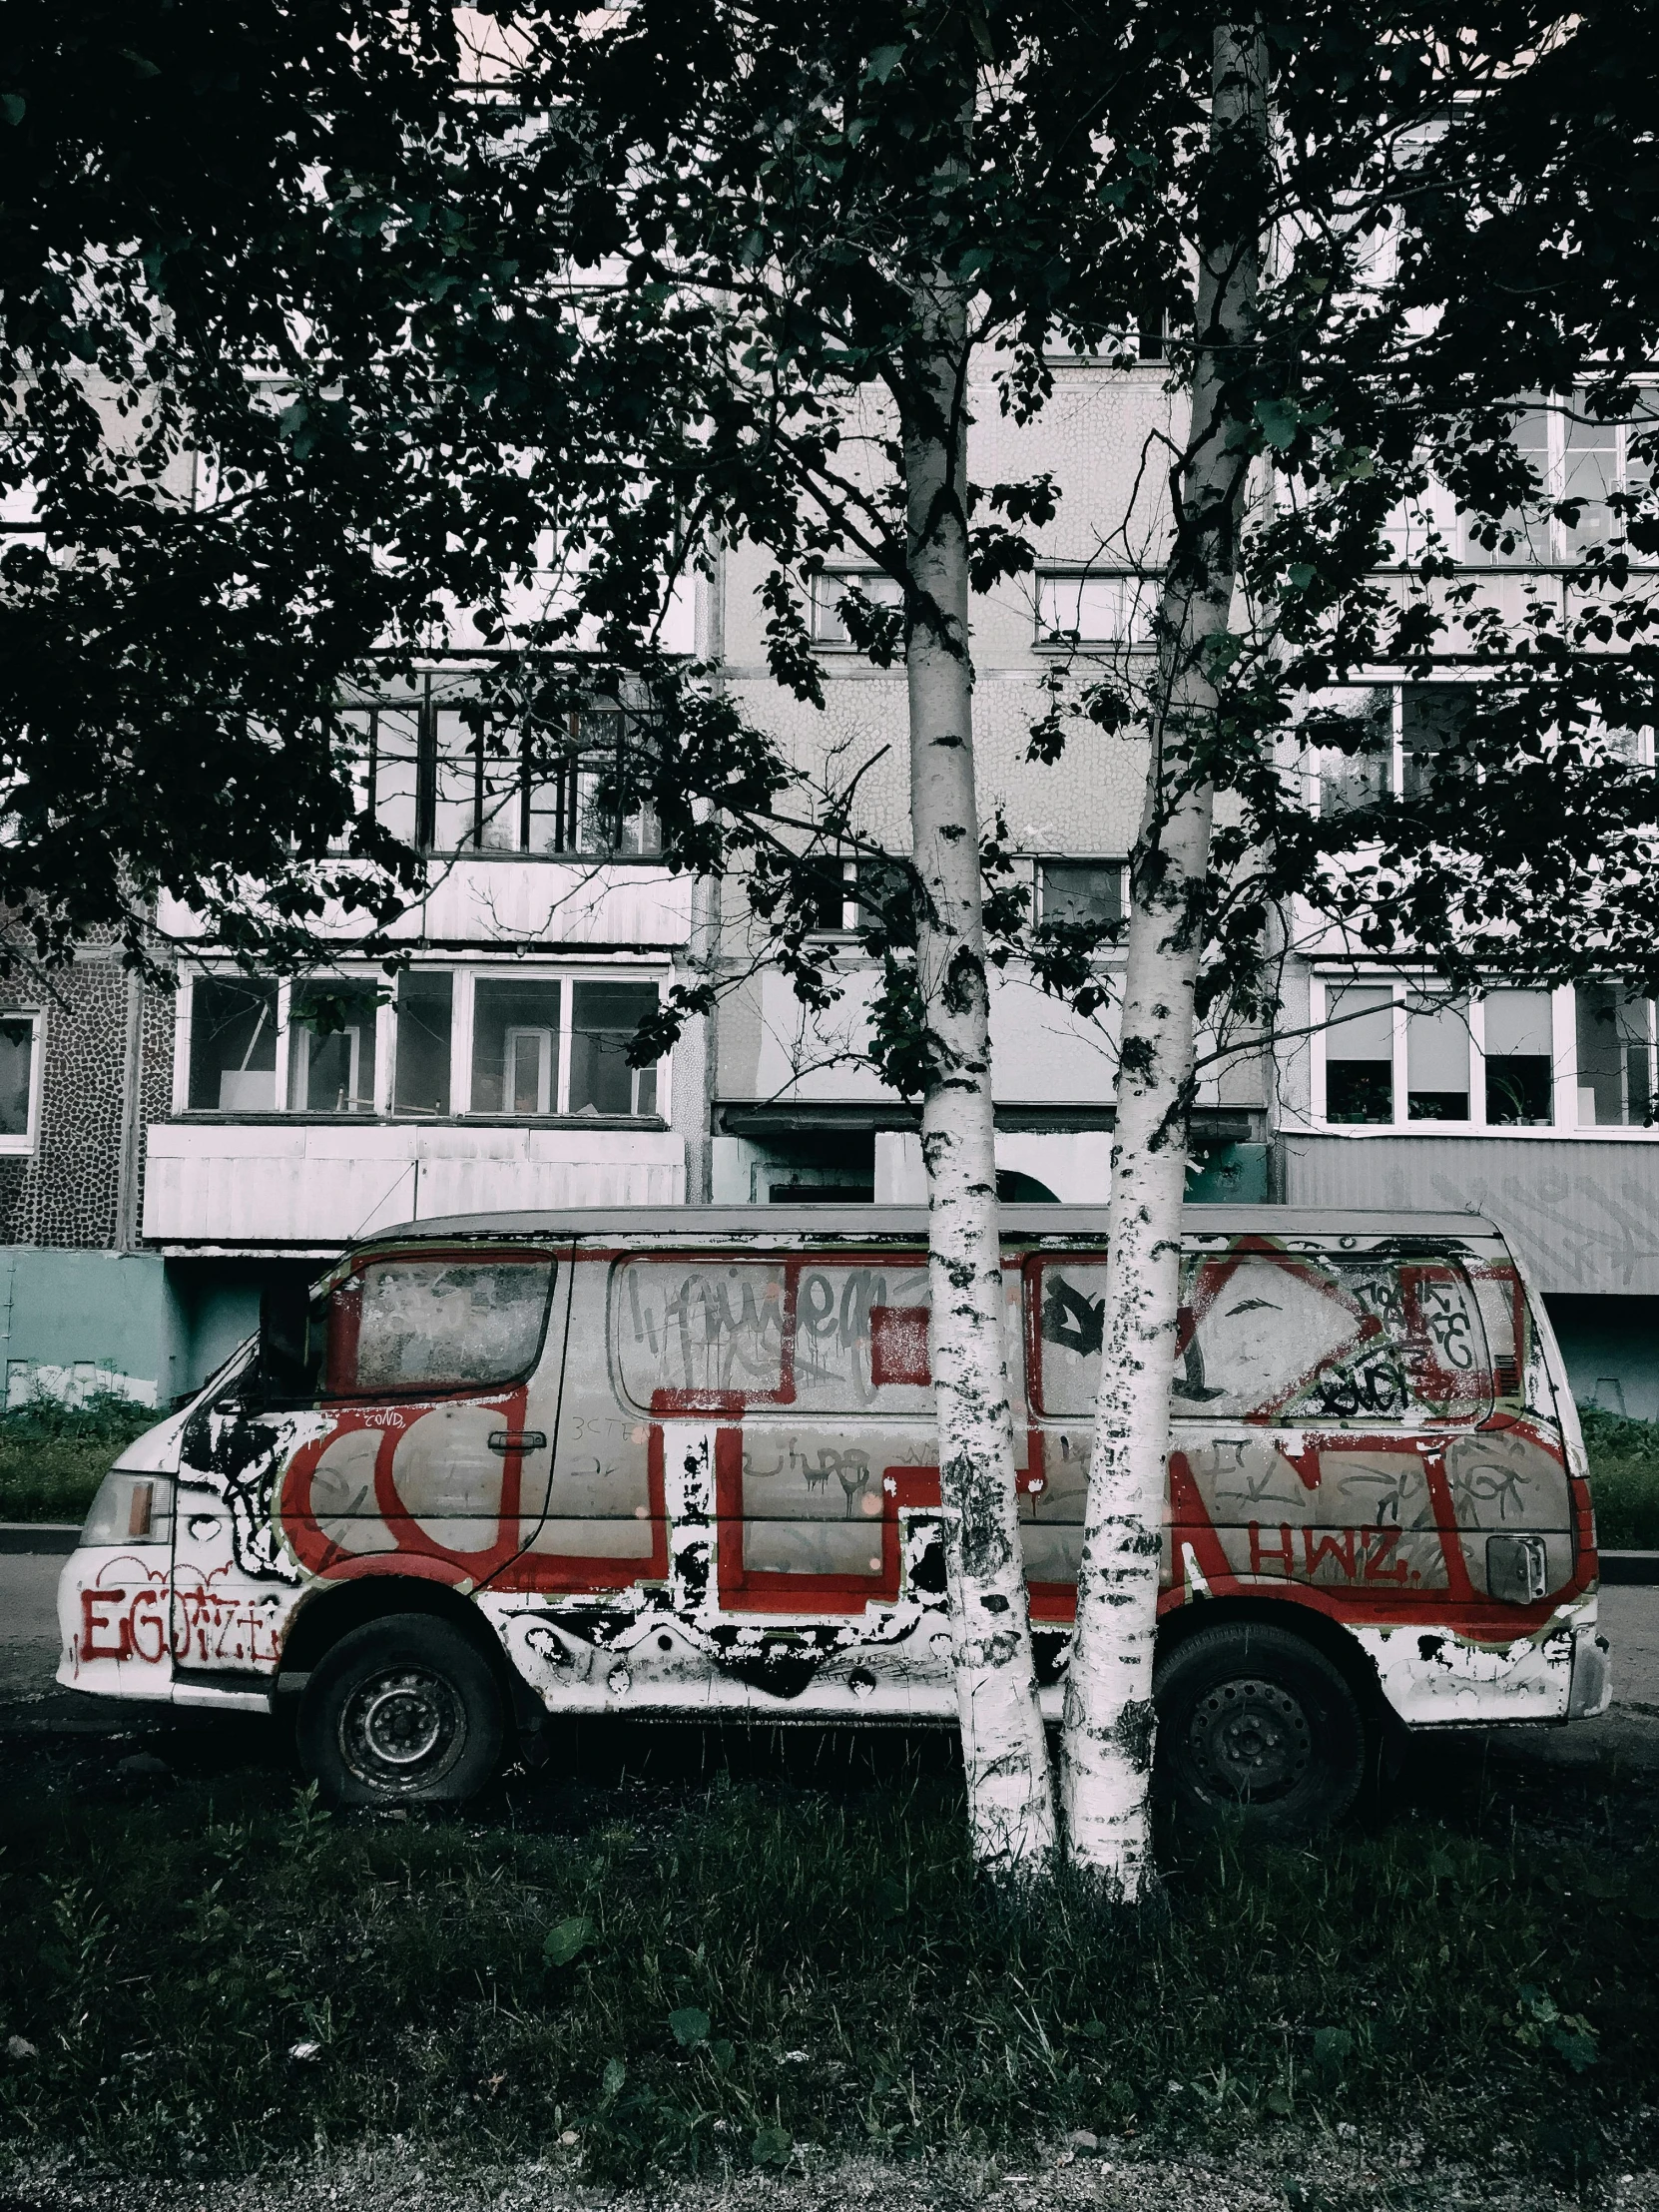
[1483,988,1553,1126]
[472,980,562,1115]
[0,1019,34,1135]
[1325,985,1393,1124]
[1037,573,1153,644]
[190,979,277,1111]
[431,710,477,850]
[1564,413,1617,550]
[373,708,420,847]
[1406,995,1470,1121]
[1576,983,1655,1127]
[288,981,379,1114]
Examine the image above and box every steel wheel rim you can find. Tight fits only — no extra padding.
[1187,1674,1312,1803]
[339,1665,466,1791]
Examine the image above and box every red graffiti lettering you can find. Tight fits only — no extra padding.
[1302,1527,1358,1580]
[1363,1526,1410,1583]
[82,1587,131,1660]
[1248,1522,1296,1576]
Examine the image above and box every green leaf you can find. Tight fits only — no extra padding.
[1311,2025,1354,2072]
[669,2005,711,2048]
[117,48,162,78]
[863,44,906,83]
[1549,2023,1599,2072]
[0,95,24,126]
[543,1916,594,1966]
[601,2056,626,2101]
[1254,398,1305,451]
[752,2122,793,2168]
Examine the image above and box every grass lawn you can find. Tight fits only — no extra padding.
[0,1393,161,1522]
[0,1724,1653,2188]
[1581,1408,1659,1549]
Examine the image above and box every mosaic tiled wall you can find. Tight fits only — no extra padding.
[0,949,176,1251]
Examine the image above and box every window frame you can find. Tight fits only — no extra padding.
[0,1009,44,1156]
[1305,680,1656,819]
[1455,390,1659,570]
[807,569,905,652]
[1311,975,1583,1135]
[1033,569,1159,650]
[175,963,670,1125]
[1035,855,1128,937]
[339,681,664,860]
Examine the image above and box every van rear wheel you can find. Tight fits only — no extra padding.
[297,1614,505,1808]
[1154,1621,1365,1837]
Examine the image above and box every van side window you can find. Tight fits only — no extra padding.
[326,1257,555,1395]
[1177,1253,1488,1424]
[1032,1250,1490,1425]
[790,1263,933,1412]
[1034,1263,1109,1416]
[614,1260,790,1407]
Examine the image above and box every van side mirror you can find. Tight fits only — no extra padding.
[258,1282,320,1405]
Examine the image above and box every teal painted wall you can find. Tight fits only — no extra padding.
[0,1248,184,1408]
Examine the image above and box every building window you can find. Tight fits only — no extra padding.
[1482,989,1554,1125]
[183,968,667,1122]
[1317,979,1562,1132]
[472,979,563,1115]
[0,1013,40,1152]
[1461,393,1657,565]
[569,980,660,1116]
[1404,992,1470,1121]
[1324,985,1394,1123]
[287,980,379,1114]
[1312,690,1392,816]
[1035,572,1156,647]
[1038,859,1125,933]
[809,571,904,648]
[189,978,279,1112]
[341,691,662,857]
[1576,984,1656,1127]
[393,972,454,1117]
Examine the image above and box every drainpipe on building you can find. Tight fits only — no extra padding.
[680,539,728,1206]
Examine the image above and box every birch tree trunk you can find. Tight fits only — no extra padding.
[905,272,1057,1879]
[1058,21,1268,1892]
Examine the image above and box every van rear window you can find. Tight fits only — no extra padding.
[326,1257,555,1395]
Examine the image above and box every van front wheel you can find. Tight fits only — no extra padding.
[1154,1621,1365,1836]
[297,1614,505,1808]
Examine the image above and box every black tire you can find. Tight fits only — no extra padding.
[1154,1621,1365,1837]
[296,1613,505,1808]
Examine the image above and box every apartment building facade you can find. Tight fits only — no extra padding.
[4,373,1653,1419]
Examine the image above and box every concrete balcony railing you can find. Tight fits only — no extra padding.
[142,1119,686,1250]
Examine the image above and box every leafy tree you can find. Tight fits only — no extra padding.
[7,0,1659,1887]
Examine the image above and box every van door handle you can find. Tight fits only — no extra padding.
[487,1430,547,1455]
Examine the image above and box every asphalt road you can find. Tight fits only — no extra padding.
[5,1545,1658,1767]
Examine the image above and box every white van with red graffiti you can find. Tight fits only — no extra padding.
[58,1206,1611,1830]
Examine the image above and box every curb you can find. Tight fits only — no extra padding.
[1600,1551,1659,1586]
[0,1524,78,1555]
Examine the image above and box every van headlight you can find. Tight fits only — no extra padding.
[79,1470,175,1548]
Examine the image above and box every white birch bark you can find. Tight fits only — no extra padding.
[905,272,1057,1880]
[1058,22,1268,1892]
